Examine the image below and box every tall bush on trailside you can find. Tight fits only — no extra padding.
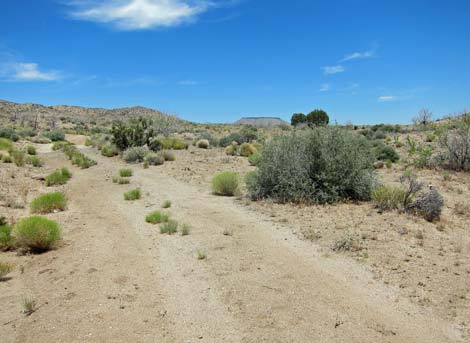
[247,127,376,204]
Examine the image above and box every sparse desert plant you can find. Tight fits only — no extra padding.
[454,201,470,216]
[26,146,36,155]
[0,261,14,280]
[143,161,149,169]
[123,146,149,163]
[181,224,190,236]
[119,168,133,177]
[30,192,67,214]
[196,249,207,260]
[248,152,261,166]
[371,185,406,211]
[160,220,178,234]
[374,142,400,162]
[112,176,130,184]
[2,155,12,163]
[239,143,257,157]
[161,138,187,150]
[160,150,175,161]
[196,139,210,149]
[45,168,72,186]
[400,172,424,208]
[14,216,61,252]
[144,152,164,166]
[438,119,470,171]
[0,223,13,250]
[21,296,37,316]
[212,171,239,196]
[162,200,172,208]
[248,127,376,204]
[148,137,163,152]
[51,141,68,151]
[43,130,65,142]
[124,188,141,201]
[408,188,444,222]
[11,149,25,167]
[225,145,236,156]
[26,156,43,167]
[145,211,169,224]
[332,235,361,252]
[101,144,119,157]
[0,137,13,150]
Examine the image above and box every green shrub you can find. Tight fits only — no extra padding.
[101,144,118,157]
[30,192,67,214]
[45,168,72,186]
[161,138,187,150]
[373,142,400,162]
[123,146,148,163]
[144,152,164,166]
[248,152,261,166]
[247,127,376,204]
[225,145,237,156]
[52,141,68,151]
[0,224,13,250]
[160,220,178,234]
[71,153,97,169]
[162,200,172,208]
[119,168,133,177]
[181,224,190,236]
[408,189,444,222]
[371,185,406,211]
[14,216,61,252]
[0,261,14,279]
[26,146,36,155]
[439,119,470,171]
[112,176,130,184]
[212,171,239,196]
[30,136,51,144]
[196,139,210,149]
[148,138,163,152]
[124,188,141,201]
[43,130,65,142]
[26,156,43,167]
[0,137,13,150]
[145,211,169,224]
[0,128,19,141]
[11,149,25,167]
[219,133,242,147]
[160,150,175,161]
[306,109,329,127]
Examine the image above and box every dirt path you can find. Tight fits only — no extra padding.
[4,148,462,342]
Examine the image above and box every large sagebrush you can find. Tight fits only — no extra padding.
[247,127,376,204]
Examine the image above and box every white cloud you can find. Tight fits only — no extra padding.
[341,49,375,62]
[319,83,330,92]
[323,65,345,75]
[69,0,213,30]
[0,62,60,82]
[378,95,396,102]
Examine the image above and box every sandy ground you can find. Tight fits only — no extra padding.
[0,145,467,342]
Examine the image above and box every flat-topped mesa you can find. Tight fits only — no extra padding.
[234,117,289,127]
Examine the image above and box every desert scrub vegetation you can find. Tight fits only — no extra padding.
[123,146,149,163]
[247,127,376,204]
[196,249,207,260]
[101,144,119,157]
[0,218,13,250]
[61,144,97,169]
[21,296,37,316]
[160,137,187,150]
[196,139,210,149]
[124,188,141,201]
[0,137,13,150]
[112,176,130,184]
[160,150,175,161]
[30,192,67,214]
[181,223,190,236]
[371,185,406,211]
[42,129,65,142]
[45,168,72,186]
[51,141,68,151]
[146,211,170,224]
[144,152,164,166]
[248,152,262,166]
[0,261,14,280]
[14,216,61,252]
[26,145,36,155]
[25,155,43,167]
[438,117,470,171]
[239,143,258,157]
[160,220,178,234]
[212,171,240,196]
[11,149,25,167]
[119,168,133,177]
[162,200,172,208]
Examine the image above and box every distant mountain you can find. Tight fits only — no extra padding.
[0,100,184,128]
[234,117,289,127]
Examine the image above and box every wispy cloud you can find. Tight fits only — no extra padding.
[377,95,397,102]
[178,79,198,85]
[68,0,215,30]
[340,49,375,62]
[319,83,330,92]
[323,65,345,75]
[0,62,61,82]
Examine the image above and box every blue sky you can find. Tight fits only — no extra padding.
[1,0,469,124]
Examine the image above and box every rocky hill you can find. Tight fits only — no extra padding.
[0,100,184,129]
